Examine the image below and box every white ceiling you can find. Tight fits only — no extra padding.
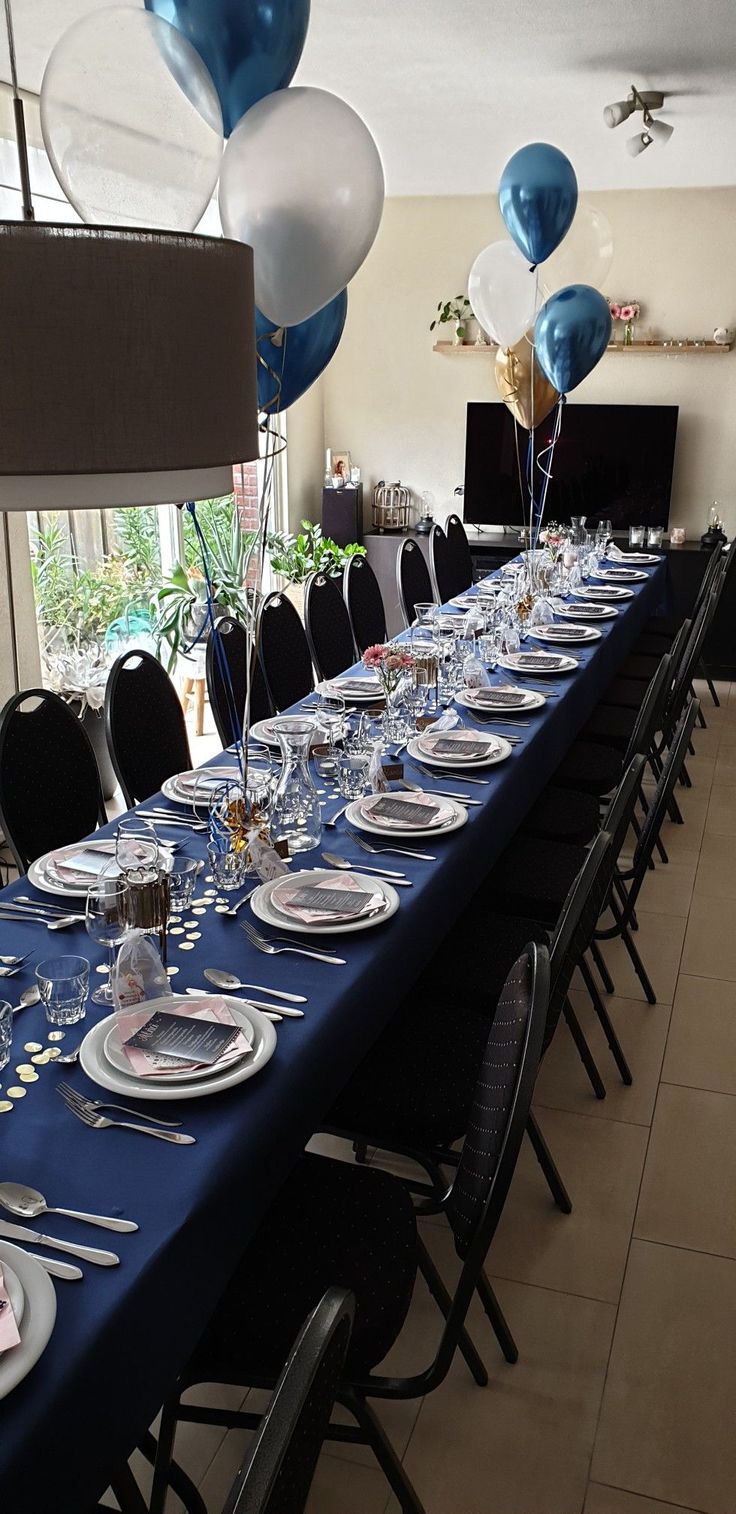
[1,0,735,194]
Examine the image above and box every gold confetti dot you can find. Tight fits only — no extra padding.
[166,966,179,977]
[31,1052,50,1065]
[0,1100,13,1113]
[18,1069,39,1083]
[183,920,197,929]
[204,889,217,898]
[24,1042,43,1054]
[186,931,201,941]
[215,904,229,914]
[7,1087,26,1099]
[178,941,195,951]
[95,964,109,976]
[15,1064,36,1076]
[169,914,181,924]
[46,1048,61,1060]
[170,927,185,936]
[48,1031,65,1042]
[205,874,214,883]
[215,897,227,905]
[192,907,207,916]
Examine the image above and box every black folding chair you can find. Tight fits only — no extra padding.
[396,538,435,628]
[105,649,191,807]
[206,615,271,749]
[342,555,387,653]
[148,945,549,1514]
[0,688,106,872]
[257,592,315,712]
[444,513,474,595]
[303,572,357,681]
[428,523,454,604]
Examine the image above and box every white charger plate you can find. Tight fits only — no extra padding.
[496,651,578,675]
[574,584,634,602]
[346,795,468,840]
[250,716,323,749]
[28,839,119,898]
[454,687,545,714]
[161,768,237,806]
[0,1242,56,1401]
[322,678,384,704]
[79,995,276,1102]
[529,624,602,645]
[0,1260,25,1359]
[103,996,255,1083]
[606,551,660,565]
[251,871,399,935]
[593,568,648,583]
[552,602,618,621]
[408,733,512,769]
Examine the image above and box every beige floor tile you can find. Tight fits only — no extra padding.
[681,895,736,980]
[393,1232,615,1514]
[584,1483,702,1513]
[590,911,686,1006]
[663,974,736,1095]
[713,739,736,784]
[592,1239,736,1512]
[658,792,709,853]
[306,1453,393,1514]
[490,1106,647,1304]
[535,988,670,1126]
[636,849,699,916]
[678,751,716,791]
[704,784,736,837]
[635,1083,736,1259]
[691,831,736,903]
[686,722,723,760]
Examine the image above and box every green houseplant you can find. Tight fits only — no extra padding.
[430,295,474,345]
[268,520,365,618]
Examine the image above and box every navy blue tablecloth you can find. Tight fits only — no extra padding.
[0,560,665,1512]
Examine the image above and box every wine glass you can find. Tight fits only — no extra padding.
[315,691,346,773]
[85,872,131,1005]
[116,816,159,874]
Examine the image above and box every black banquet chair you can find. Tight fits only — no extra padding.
[105,649,192,807]
[257,592,315,712]
[206,615,271,748]
[342,555,387,653]
[303,571,357,681]
[444,513,474,595]
[428,523,453,604]
[396,537,435,628]
[149,944,550,1514]
[0,688,106,872]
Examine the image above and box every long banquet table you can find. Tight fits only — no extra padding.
[0,558,665,1513]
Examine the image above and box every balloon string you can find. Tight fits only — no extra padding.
[534,395,565,545]
[185,500,245,786]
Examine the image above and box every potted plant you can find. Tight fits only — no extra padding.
[268,520,366,618]
[430,295,474,346]
[153,499,269,671]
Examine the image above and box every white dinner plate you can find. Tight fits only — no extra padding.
[606,551,660,565]
[552,601,618,621]
[321,677,384,704]
[250,716,322,749]
[454,686,546,714]
[497,651,579,676]
[251,871,400,935]
[103,997,255,1083]
[529,624,602,645]
[0,1242,56,1401]
[408,732,512,769]
[79,996,276,1101]
[162,768,236,806]
[593,567,648,583]
[574,584,634,602]
[346,794,468,840]
[28,838,119,898]
[0,1261,25,1359]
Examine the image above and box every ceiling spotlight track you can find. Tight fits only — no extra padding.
[603,84,673,156]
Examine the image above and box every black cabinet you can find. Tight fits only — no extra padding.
[321,485,363,547]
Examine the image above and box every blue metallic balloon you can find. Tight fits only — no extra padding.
[256,289,348,412]
[534,284,612,395]
[145,0,310,137]
[499,143,578,266]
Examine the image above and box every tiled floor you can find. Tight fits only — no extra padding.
[126,681,735,1513]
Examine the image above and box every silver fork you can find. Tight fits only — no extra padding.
[346,828,436,863]
[62,1101,196,1144]
[0,951,31,967]
[240,920,346,965]
[408,759,489,788]
[57,1081,183,1128]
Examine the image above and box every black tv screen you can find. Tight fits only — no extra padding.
[463,402,679,529]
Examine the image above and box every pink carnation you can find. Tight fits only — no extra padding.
[363,644,387,668]
[609,302,621,320]
[619,305,636,322]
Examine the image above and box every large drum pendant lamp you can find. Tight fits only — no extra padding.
[0,222,259,509]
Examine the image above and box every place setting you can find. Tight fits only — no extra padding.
[248,869,400,936]
[528,622,603,645]
[496,648,580,675]
[572,582,634,602]
[454,683,546,714]
[406,725,513,769]
[0,1238,57,1401]
[344,788,469,840]
[550,599,618,620]
[592,566,649,583]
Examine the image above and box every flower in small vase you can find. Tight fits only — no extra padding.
[609,302,621,320]
[363,643,415,697]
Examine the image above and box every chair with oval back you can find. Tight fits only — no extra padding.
[0,688,106,871]
[206,615,271,748]
[303,572,357,681]
[257,591,315,712]
[396,538,435,628]
[428,523,454,604]
[342,556,387,654]
[105,649,191,807]
[444,513,474,595]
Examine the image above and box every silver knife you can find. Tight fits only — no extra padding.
[0,1218,119,1266]
[18,1249,83,1281]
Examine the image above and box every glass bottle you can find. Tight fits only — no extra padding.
[269,717,322,854]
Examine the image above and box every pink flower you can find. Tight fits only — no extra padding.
[363,644,387,668]
[609,303,621,320]
[620,305,635,322]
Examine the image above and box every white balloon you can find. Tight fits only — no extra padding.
[219,87,385,326]
[41,7,223,231]
[467,240,538,351]
[540,205,614,298]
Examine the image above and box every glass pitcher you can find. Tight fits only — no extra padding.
[270,717,322,854]
[570,515,587,546]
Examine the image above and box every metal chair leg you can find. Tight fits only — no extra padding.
[580,956,632,1085]
[620,924,657,1004]
[475,1268,519,1365]
[526,1112,572,1213]
[590,938,615,994]
[147,1394,182,1514]
[416,1236,490,1381]
[562,996,606,1099]
[138,1431,207,1514]
[344,1391,428,1514]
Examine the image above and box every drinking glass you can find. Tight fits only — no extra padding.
[85,874,131,1005]
[479,627,501,669]
[168,857,200,913]
[315,692,346,778]
[647,526,664,548]
[629,525,646,547]
[207,843,247,891]
[36,955,90,1027]
[595,520,612,552]
[336,750,370,799]
[270,716,322,854]
[116,817,159,874]
[244,755,273,820]
[0,1001,12,1073]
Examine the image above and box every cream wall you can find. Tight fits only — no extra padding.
[289,188,736,540]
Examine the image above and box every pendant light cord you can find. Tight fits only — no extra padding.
[4,0,34,219]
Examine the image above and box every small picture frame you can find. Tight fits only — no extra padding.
[331,450,352,484]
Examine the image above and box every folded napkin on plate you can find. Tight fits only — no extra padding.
[324,677,381,696]
[272,872,382,925]
[360,793,449,829]
[422,709,461,732]
[116,996,252,1078]
[175,769,226,795]
[0,1266,21,1352]
[49,843,117,884]
[468,687,527,707]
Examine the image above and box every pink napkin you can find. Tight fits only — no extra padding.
[271,872,382,925]
[0,1266,21,1352]
[115,996,252,1079]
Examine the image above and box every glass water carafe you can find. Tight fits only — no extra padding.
[570,515,587,546]
[270,717,322,854]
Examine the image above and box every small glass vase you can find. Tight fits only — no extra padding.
[270,716,322,854]
[381,682,410,745]
[623,320,634,346]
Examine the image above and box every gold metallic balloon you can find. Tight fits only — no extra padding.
[495,333,559,431]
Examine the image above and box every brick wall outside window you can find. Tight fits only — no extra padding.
[232,462,261,588]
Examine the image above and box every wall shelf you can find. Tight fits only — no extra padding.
[432,339,731,357]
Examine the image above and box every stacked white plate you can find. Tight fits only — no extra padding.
[407,728,511,769]
[251,870,399,935]
[79,994,276,1101]
[249,716,322,749]
[0,1242,56,1400]
[593,567,648,583]
[497,650,578,675]
[321,676,384,703]
[574,584,634,602]
[455,685,545,714]
[606,551,660,565]
[346,789,468,839]
[529,624,602,645]
[29,838,119,898]
[552,601,617,621]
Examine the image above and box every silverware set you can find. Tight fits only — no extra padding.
[57,1082,196,1144]
[137,808,206,832]
[0,899,84,930]
[408,759,489,787]
[399,780,481,807]
[240,919,346,965]
[321,850,413,886]
[0,1181,141,1279]
[346,827,436,863]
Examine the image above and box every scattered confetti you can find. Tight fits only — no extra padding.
[95,964,109,975]
[46,1048,62,1060]
[183,920,197,929]
[214,905,229,914]
[170,927,185,936]
[0,1101,13,1113]
[48,1031,65,1042]
[24,1042,43,1054]
[178,942,195,952]
[166,966,179,977]
[192,907,207,916]
[186,931,201,941]
[18,1069,39,1084]
[31,1053,50,1066]
[6,1087,26,1099]
[169,914,181,925]
[15,1064,36,1076]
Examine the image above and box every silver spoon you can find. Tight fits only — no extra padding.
[321,852,412,885]
[202,967,305,1003]
[12,986,41,1015]
[399,780,481,807]
[224,887,257,919]
[0,1181,138,1234]
[199,974,304,1017]
[184,986,283,1022]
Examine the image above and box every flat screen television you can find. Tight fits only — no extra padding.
[463,402,679,529]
